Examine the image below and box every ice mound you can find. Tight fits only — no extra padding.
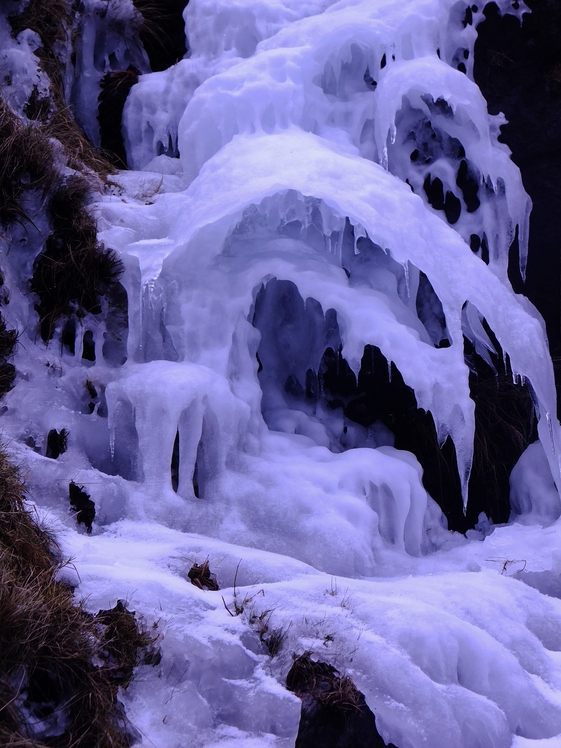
[116,0,559,518]
[100,127,560,522]
[56,516,561,748]
[510,441,561,526]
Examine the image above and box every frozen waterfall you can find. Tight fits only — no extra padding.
[2,0,561,746]
[110,0,559,550]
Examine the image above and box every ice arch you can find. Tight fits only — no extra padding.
[134,129,558,506]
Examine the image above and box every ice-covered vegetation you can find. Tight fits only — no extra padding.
[2,0,561,746]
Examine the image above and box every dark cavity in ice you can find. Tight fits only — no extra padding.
[252,278,536,532]
[46,428,68,459]
[69,481,95,533]
[82,329,96,363]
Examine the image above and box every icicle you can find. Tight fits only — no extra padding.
[352,222,367,254]
[332,229,344,263]
[403,262,410,298]
[381,144,389,170]
[138,281,145,353]
[109,425,116,461]
[519,197,531,282]
[547,412,556,456]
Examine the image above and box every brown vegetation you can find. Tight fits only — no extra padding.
[68,481,95,534]
[287,653,363,713]
[187,559,219,591]
[98,68,140,168]
[0,55,123,344]
[8,0,116,177]
[132,0,189,72]
[287,653,395,747]
[248,609,287,657]
[0,100,57,226]
[31,174,124,342]
[0,450,157,747]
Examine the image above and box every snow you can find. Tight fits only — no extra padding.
[3,0,561,745]
[53,514,561,748]
[0,18,51,116]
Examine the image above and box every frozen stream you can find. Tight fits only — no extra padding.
[2,0,561,745]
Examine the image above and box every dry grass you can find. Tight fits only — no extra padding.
[68,481,95,534]
[44,104,117,179]
[286,653,364,713]
[4,2,126,343]
[465,326,537,524]
[132,0,188,71]
[187,559,219,591]
[0,100,57,226]
[248,609,287,657]
[31,174,124,342]
[8,0,70,48]
[98,69,140,168]
[0,103,122,342]
[0,451,60,579]
[0,450,157,746]
[9,0,117,177]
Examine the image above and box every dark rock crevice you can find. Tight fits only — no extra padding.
[253,279,534,533]
[287,653,397,748]
[474,1,561,412]
[133,0,190,72]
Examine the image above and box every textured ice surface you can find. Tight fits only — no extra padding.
[108,127,559,512]
[54,515,561,748]
[3,0,561,746]
[72,0,150,145]
[0,17,51,116]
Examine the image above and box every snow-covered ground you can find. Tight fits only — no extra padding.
[52,515,561,748]
[2,0,561,745]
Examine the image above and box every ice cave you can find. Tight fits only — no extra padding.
[1,0,561,745]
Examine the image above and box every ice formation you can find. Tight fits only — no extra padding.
[119,0,559,529]
[3,0,561,746]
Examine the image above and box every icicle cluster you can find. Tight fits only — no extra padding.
[1,0,559,575]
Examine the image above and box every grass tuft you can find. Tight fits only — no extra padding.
[132,0,188,72]
[8,0,70,48]
[31,175,124,342]
[0,450,157,746]
[68,481,95,534]
[99,68,140,168]
[187,559,219,591]
[287,653,364,713]
[9,0,117,178]
[248,609,287,657]
[0,100,57,226]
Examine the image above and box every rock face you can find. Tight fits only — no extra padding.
[287,653,397,748]
[132,0,190,72]
[474,0,561,407]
